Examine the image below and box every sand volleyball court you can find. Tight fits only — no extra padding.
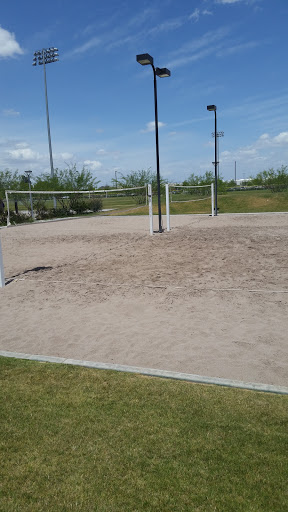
[0,213,287,387]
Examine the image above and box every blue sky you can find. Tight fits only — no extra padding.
[1,0,288,185]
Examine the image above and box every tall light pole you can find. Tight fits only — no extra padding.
[33,47,59,179]
[207,105,218,216]
[136,53,170,233]
[24,170,34,219]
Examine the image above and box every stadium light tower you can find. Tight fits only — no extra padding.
[136,53,171,233]
[207,104,219,216]
[33,47,59,179]
[212,130,224,179]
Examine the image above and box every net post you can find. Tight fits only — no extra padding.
[165,184,170,231]
[148,184,153,235]
[0,239,5,288]
[211,182,215,217]
[5,190,10,226]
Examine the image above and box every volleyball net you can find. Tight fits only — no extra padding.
[4,186,148,225]
[165,183,215,230]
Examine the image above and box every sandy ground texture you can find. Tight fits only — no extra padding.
[0,213,287,387]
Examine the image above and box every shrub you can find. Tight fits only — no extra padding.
[33,199,48,219]
[68,197,89,214]
[87,198,103,212]
[49,208,71,218]
[0,210,32,226]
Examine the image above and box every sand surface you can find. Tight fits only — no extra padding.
[0,213,287,386]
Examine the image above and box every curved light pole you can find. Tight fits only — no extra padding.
[33,47,59,179]
[136,53,170,233]
[207,105,218,216]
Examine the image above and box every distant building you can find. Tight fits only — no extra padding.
[236,178,252,186]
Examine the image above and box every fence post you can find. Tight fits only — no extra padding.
[148,184,153,235]
[0,239,5,288]
[165,184,170,231]
[5,191,11,226]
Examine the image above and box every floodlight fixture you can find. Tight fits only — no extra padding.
[212,131,224,137]
[136,52,171,233]
[207,105,217,112]
[136,53,154,66]
[155,67,171,78]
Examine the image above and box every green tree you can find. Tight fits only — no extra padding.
[113,168,167,194]
[34,165,100,191]
[183,170,227,194]
[33,172,62,191]
[250,166,288,189]
[0,169,24,197]
[183,171,215,186]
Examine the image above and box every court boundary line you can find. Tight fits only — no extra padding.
[6,277,288,294]
[1,350,287,395]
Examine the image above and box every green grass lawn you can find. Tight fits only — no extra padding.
[217,189,288,214]
[1,357,287,511]
[107,189,288,216]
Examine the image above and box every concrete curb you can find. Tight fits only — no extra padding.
[1,350,288,395]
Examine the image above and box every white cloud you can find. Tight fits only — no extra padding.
[216,40,260,57]
[141,121,166,133]
[83,160,102,170]
[215,0,261,4]
[59,152,74,160]
[66,37,101,57]
[219,131,288,174]
[273,132,288,145]
[250,132,288,148]
[95,148,121,160]
[189,9,201,22]
[189,9,213,22]
[167,27,231,68]
[0,26,24,58]
[148,18,185,36]
[7,147,40,161]
[3,108,20,117]
[215,0,242,4]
